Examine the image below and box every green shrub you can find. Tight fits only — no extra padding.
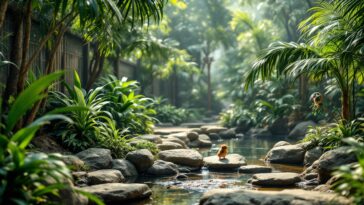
[0,72,103,205]
[132,140,159,155]
[155,104,190,125]
[219,105,256,129]
[98,75,156,134]
[333,138,364,204]
[49,72,109,152]
[301,120,362,150]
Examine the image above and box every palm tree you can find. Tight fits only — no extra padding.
[245,0,364,122]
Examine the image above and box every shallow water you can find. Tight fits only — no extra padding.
[133,136,303,205]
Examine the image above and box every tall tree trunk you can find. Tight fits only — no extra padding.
[342,90,351,122]
[17,0,32,94]
[86,48,104,90]
[0,0,8,31]
[3,12,23,108]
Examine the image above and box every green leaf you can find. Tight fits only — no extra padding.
[6,72,64,132]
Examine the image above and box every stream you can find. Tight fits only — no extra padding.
[132,136,303,205]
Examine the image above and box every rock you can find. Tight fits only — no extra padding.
[136,134,162,144]
[303,173,318,181]
[304,147,323,167]
[72,171,88,187]
[177,165,200,173]
[250,172,301,187]
[167,132,190,144]
[238,165,272,173]
[189,134,212,148]
[247,128,272,138]
[176,174,188,180]
[112,159,138,177]
[81,183,152,203]
[158,149,203,168]
[187,132,199,141]
[60,155,85,171]
[147,160,179,176]
[273,141,291,148]
[313,184,332,192]
[236,133,244,138]
[200,126,228,134]
[59,182,88,205]
[288,121,317,139]
[87,169,124,185]
[265,144,305,164]
[200,189,351,205]
[269,117,289,135]
[76,148,112,170]
[163,138,188,148]
[317,147,356,183]
[125,149,154,173]
[203,154,247,171]
[219,128,236,139]
[208,133,220,140]
[158,141,184,151]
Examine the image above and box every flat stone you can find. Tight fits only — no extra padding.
[112,159,138,177]
[76,148,112,170]
[265,144,305,164]
[238,165,272,173]
[158,141,184,151]
[203,154,247,171]
[81,183,152,203]
[158,149,203,168]
[167,132,190,144]
[162,137,188,148]
[200,189,351,205]
[200,126,228,134]
[250,172,301,187]
[87,169,124,185]
[147,160,178,176]
[125,149,154,173]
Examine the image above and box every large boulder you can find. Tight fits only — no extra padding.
[250,172,301,187]
[219,128,236,139]
[265,144,305,164]
[288,121,316,139]
[304,147,323,167]
[273,141,291,148]
[136,134,162,144]
[189,134,212,148]
[112,159,138,177]
[147,160,179,176]
[158,141,184,151]
[203,154,247,171]
[269,117,289,135]
[247,128,272,138]
[81,183,152,204]
[238,165,272,174]
[317,147,356,183]
[125,149,154,173]
[200,189,351,205]
[60,155,85,171]
[76,148,112,170]
[87,169,124,185]
[158,149,203,168]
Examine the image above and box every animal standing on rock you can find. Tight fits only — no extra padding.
[217,144,228,160]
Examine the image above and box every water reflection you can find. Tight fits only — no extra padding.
[136,136,302,205]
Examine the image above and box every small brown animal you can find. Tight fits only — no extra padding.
[217,144,228,160]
